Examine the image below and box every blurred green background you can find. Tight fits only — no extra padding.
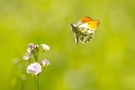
[0,0,135,90]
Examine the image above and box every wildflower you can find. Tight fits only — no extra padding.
[27,62,42,75]
[27,43,35,53]
[28,43,34,49]
[42,59,50,67]
[23,55,30,60]
[27,48,32,53]
[41,44,50,51]
[34,45,39,53]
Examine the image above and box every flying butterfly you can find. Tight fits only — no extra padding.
[70,16,100,44]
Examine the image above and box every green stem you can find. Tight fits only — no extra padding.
[36,52,38,62]
[37,75,40,90]
[34,76,37,85]
[34,75,40,90]
[32,51,38,62]
[39,67,46,83]
[38,52,44,61]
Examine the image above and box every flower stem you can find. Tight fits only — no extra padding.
[34,75,40,90]
[36,53,38,62]
[39,67,46,83]
[37,75,40,90]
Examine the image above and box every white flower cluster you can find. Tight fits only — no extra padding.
[23,43,50,75]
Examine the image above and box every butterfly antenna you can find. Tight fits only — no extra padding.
[62,18,69,30]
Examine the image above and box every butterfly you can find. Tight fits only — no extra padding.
[70,16,100,44]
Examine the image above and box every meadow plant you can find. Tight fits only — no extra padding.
[23,43,50,90]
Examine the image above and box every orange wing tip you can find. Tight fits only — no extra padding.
[88,20,100,30]
[81,16,92,23]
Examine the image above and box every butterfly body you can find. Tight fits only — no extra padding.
[70,16,100,44]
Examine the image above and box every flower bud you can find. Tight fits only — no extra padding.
[42,59,50,67]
